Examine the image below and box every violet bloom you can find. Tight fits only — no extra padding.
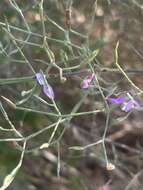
[108,95,141,112]
[35,73,46,85]
[121,99,140,112]
[108,96,126,104]
[43,84,55,100]
[81,73,95,89]
[35,72,54,100]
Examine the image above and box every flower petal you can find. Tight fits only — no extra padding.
[81,80,90,89]
[122,99,141,112]
[87,73,95,83]
[108,96,126,104]
[35,73,46,85]
[43,84,54,100]
[81,73,95,89]
[121,100,133,112]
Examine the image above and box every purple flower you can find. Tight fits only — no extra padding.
[108,96,126,104]
[108,94,141,112]
[121,99,140,112]
[81,80,90,89]
[43,84,55,100]
[81,73,95,89]
[35,72,55,100]
[35,73,46,85]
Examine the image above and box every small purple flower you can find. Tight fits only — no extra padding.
[43,84,55,100]
[35,73,46,85]
[108,96,126,104]
[108,94,141,112]
[35,72,55,100]
[81,80,90,89]
[81,73,95,89]
[121,99,140,112]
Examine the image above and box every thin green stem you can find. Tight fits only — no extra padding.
[115,41,143,93]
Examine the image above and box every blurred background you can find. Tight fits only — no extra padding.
[0,0,143,189]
